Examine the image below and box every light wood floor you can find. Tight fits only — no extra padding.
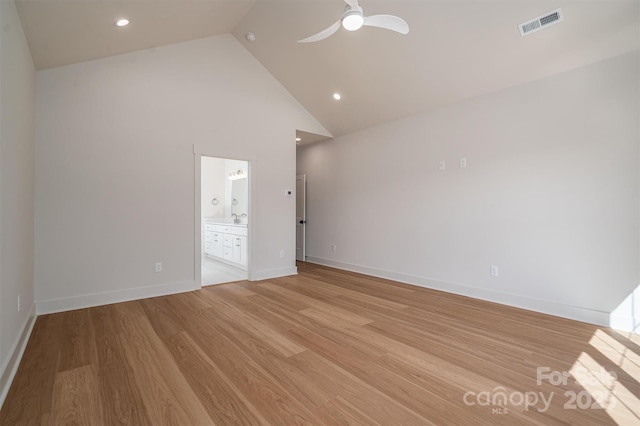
[1,263,639,425]
[201,255,247,286]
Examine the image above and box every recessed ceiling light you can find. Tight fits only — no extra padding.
[115,18,130,27]
[295,137,301,142]
[332,93,341,101]
[245,32,256,42]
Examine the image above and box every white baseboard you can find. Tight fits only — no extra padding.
[0,303,37,410]
[250,266,297,281]
[36,280,196,315]
[306,257,612,328]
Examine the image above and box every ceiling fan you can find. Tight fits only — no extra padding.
[297,0,409,43]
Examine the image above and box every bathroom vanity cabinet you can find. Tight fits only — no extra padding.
[204,223,247,270]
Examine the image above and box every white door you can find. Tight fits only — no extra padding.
[296,174,306,261]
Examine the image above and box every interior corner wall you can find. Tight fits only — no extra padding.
[0,0,36,406]
[34,34,327,313]
[297,51,640,327]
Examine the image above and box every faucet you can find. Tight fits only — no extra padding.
[231,213,240,224]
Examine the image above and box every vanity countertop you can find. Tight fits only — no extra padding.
[204,217,248,227]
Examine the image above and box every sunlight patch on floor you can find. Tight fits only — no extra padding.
[569,350,640,425]
[589,329,640,381]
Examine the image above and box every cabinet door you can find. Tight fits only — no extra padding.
[204,231,214,255]
[212,233,224,258]
[233,235,247,266]
[223,234,234,248]
[223,246,233,261]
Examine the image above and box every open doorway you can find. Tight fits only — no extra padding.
[295,130,331,264]
[200,156,249,286]
[296,174,306,261]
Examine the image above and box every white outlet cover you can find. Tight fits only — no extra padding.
[490,265,499,277]
[438,160,446,170]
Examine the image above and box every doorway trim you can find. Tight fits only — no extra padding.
[193,144,255,290]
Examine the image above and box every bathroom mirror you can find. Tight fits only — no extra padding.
[231,176,248,217]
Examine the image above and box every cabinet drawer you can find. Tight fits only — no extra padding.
[223,234,233,247]
[204,232,213,241]
[204,223,214,231]
[231,227,248,236]
[212,225,233,233]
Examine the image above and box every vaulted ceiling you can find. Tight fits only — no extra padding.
[15,0,640,138]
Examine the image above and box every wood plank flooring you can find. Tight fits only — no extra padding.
[1,262,639,425]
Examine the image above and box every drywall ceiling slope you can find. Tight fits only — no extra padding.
[13,1,640,137]
[16,0,256,70]
[233,1,639,137]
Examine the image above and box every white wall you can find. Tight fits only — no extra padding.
[201,156,226,220]
[35,34,328,313]
[298,51,639,327]
[0,0,36,405]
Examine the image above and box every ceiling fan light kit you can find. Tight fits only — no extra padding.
[298,0,409,43]
[342,7,364,31]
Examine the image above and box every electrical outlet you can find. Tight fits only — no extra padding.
[331,244,336,252]
[459,157,467,168]
[17,294,21,312]
[490,265,499,277]
[439,160,446,170]
[155,262,163,273]
[280,250,285,258]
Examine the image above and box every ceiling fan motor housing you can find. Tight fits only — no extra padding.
[342,6,364,31]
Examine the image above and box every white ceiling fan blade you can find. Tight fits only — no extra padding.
[363,14,409,35]
[297,20,341,43]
